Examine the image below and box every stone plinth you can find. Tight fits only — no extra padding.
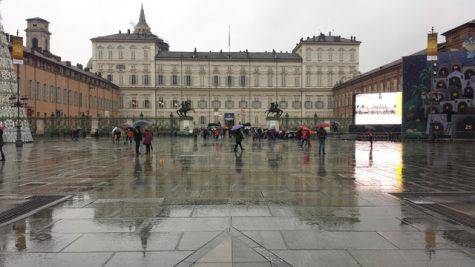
[266,117,280,131]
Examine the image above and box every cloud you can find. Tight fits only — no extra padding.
[2,0,474,72]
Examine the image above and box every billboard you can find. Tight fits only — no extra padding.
[355,92,402,125]
[402,51,474,138]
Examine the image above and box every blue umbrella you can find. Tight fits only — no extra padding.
[231,125,244,131]
[133,120,152,128]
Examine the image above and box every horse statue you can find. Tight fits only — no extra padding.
[265,102,283,118]
[176,100,193,118]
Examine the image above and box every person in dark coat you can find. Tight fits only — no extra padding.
[134,127,143,155]
[317,127,327,155]
[234,129,244,152]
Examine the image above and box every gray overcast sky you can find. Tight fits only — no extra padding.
[2,0,474,72]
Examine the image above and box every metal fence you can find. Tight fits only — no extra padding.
[0,116,353,137]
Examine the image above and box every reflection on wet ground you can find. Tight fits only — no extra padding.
[0,138,474,266]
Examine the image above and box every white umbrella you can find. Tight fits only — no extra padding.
[112,127,120,134]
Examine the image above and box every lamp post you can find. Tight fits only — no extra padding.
[15,65,22,147]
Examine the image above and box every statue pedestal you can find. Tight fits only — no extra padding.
[179,117,194,133]
[91,119,99,134]
[36,119,45,136]
[266,117,280,131]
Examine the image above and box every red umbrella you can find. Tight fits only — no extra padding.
[298,125,311,131]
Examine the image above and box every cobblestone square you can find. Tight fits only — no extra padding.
[0,137,474,266]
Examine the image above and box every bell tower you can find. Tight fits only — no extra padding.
[134,4,151,34]
[25,17,51,52]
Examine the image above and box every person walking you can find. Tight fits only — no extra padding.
[143,129,153,154]
[126,128,134,144]
[368,130,374,148]
[301,130,311,149]
[0,127,5,161]
[317,127,327,155]
[234,129,244,152]
[134,127,143,155]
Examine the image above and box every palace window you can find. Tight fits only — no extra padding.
[211,100,221,108]
[339,48,344,62]
[225,100,234,109]
[252,99,261,109]
[143,75,150,85]
[157,75,164,85]
[118,50,123,59]
[239,100,248,108]
[171,99,180,108]
[304,100,313,109]
[172,75,178,85]
[143,50,149,59]
[144,99,150,109]
[213,75,219,87]
[279,100,288,109]
[108,50,113,60]
[350,49,355,62]
[185,75,192,86]
[107,74,113,82]
[129,75,137,85]
[63,88,68,104]
[267,74,273,87]
[227,75,233,87]
[200,116,206,125]
[158,97,165,108]
[198,100,207,109]
[305,48,312,61]
[49,86,55,103]
[315,101,324,109]
[317,48,322,61]
[131,99,138,109]
[292,100,301,109]
[240,76,246,87]
[97,50,103,59]
[131,51,136,60]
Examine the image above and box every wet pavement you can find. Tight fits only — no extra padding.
[0,137,474,266]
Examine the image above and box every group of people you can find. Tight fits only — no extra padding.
[113,127,154,156]
[297,127,328,155]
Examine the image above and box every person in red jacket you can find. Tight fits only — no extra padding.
[143,129,153,154]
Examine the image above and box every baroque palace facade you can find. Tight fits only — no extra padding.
[90,6,360,127]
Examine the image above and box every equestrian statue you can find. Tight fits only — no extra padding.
[265,102,283,118]
[176,100,193,118]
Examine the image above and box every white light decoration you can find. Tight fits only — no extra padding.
[0,2,33,143]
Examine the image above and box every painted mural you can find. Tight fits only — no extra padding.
[402,51,475,138]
